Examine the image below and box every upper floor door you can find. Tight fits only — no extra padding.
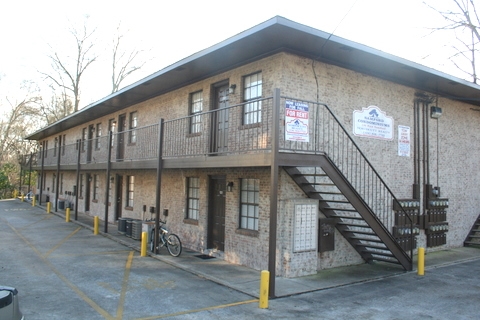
[117,114,126,161]
[212,84,230,153]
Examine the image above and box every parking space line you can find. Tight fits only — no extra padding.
[44,227,82,258]
[116,250,134,319]
[134,299,259,320]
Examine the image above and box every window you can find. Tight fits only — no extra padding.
[93,174,99,200]
[60,174,64,194]
[186,177,200,220]
[240,178,259,231]
[62,134,66,156]
[52,174,56,193]
[44,140,48,158]
[109,119,116,146]
[243,72,262,124]
[43,172,46,190]
[95,123,102,149]
[53,137,58,157]
[82,128,87,152]
[79,174,84,198]
[129,112,137,144]
[126,175,134,207]
[189,91,203,134]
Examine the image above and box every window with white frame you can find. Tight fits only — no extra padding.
[54,137,58,157]
[109,119,116,147]
[95,123,102,149]
[189,91,203,134]
[62,134,66,156]
[127,175,134,207]
[129,112,137,144]
[240,178,259,231]
[243,72,262,125]
[60,173,64,194]
[186,177,200,220]
[52,174,56,193]
[82,128,87,151]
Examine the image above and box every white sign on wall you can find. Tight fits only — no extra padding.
[293,204,318,252]
[353,106,394,140]
[398,125,411,157]
[285,100,310,142]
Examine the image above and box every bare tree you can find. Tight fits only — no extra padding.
[38,86,75,125]
[111,23,147,93]
[0,83,41,163]
[41,17,97,113]
[425,0,480,83]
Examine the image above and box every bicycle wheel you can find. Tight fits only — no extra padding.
[150,230,156,253]
[166,234,182,257]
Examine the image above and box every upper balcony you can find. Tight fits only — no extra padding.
[25,91,340,171]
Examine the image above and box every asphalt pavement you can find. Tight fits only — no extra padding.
[2,198,480,319]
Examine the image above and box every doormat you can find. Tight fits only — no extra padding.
[195,254,216,260]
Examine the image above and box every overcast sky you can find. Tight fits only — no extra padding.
[0,0,459,109]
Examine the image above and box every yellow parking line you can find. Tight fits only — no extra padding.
[44,227,82,258]
[134,299,259,320]
[116,251,134,319]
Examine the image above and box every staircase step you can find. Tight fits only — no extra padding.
[362,250,394,258]
[330,214,364,220]
[311,191,343,195]
[337,222,370,228]
[356,243,388,250]
[467,235,480,239]
[464,241,480,246]
[350,235,383,243]
[348,230,377,236]
[324,208,357,213]
[368,256,400,265]
[319,199,350,204]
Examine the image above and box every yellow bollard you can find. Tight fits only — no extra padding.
[259,270,270,309]
[141,232,147,257]
[47,202,51,213]
[32,196,36,207]
[66,208,70,222]
[94,216,99,235]
[21,193,24,202]
[418,247,425,276]
[13,190,17,198]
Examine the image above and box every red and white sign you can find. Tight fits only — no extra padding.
[285,100,309,142]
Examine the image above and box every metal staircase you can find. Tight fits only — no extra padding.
[285,158,412,271]
[464,213,480,246]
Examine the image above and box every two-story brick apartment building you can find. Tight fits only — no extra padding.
[23,17,480,281]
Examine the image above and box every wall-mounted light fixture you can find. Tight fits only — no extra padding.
[110,176,115,183]
[229,84,236,94]
[431,106,443,119]
[227,181,234,192]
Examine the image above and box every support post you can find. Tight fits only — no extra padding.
[32,196,36,207]
[154,120,164,254]
[55,135,61,212]
[418,247,425,276]
[47,202,51,213]
[28,152,33,195]
[268,88,281,298]
[104,131,113,233]
[94,216,99,235]
[66,208,70,222]
[259,270,270,309]
[74,139,81,221]
[141,232,147,257]
[39,146,45,206]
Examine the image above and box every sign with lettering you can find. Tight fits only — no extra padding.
[398,125,411,157]
[285,100,309,142]
[353,106,394,140]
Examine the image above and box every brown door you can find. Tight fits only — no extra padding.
[212,84,229,153]
[87,124,94,163]
[117,114,126,161]
[208,176,226,251]
[115,175,123,220]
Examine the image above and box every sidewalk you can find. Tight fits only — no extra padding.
[39,201,480,299]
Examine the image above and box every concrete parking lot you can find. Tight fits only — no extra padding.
[2,198,480,319]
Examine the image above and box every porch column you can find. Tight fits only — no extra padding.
[154,119,165,254]
[104,131,113,233]
[269,88,280,298]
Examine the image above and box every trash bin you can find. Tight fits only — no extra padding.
[58,200,65,210]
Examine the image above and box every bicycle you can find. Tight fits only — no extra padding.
[150,219,182,257]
